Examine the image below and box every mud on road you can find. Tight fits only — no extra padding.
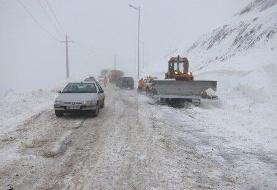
[0,86,276,190]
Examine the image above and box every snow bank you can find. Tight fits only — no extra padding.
[0,89,56,134]
[0,77,90,136]
[190,47,277,151]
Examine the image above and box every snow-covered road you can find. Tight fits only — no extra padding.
[0,86,276,190]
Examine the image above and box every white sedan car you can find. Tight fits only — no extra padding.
[54,82,105,117]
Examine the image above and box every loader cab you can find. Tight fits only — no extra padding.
[166,56,193,81]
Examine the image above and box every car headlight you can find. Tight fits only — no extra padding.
[55,100,63,105]
[83,100,95,105]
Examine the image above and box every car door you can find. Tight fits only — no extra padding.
[95,82,105,104]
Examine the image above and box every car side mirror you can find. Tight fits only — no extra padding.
[57,90,62,93]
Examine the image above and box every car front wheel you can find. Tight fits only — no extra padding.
[100,100,105,108]
[92,104,99,117]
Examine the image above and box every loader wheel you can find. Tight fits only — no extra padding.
[151,89,158,95]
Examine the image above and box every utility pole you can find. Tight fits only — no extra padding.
[129,4,141,79]
[61,34,73,79]
[142,41,145,74]
[137,7,141,79]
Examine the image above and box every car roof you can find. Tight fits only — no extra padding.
[68,81,97,84]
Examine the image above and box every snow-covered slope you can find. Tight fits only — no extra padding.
[183,0,277,152]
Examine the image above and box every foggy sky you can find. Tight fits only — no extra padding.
[0,0,251,94]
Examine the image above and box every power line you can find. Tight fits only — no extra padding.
[71,38,119,62]
[16,0,60,41]
[44,0,65,34]
[74,41,94,55]
[37,0,63,37]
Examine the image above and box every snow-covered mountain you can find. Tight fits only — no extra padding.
[187,0,277,70]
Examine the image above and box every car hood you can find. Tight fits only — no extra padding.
[55,93,98,102]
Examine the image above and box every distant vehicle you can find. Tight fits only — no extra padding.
[143,77,157,92]
[98,76,105,83]
[54,81,105,117]
[116,77,134,89]
[138,76,157,92]
[84,76,96,82]
[109,70,124,83]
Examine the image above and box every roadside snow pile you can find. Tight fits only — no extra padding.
[184,1,277,152]
[0,89,56,134]
[192,50,277,153]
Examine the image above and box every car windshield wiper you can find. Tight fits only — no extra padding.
[62,91,95,93]
[79,91,97,93]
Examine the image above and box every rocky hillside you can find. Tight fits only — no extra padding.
[239,0,277,15]
[187,0,277,72]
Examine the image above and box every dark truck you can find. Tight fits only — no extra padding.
[116,77,134,89]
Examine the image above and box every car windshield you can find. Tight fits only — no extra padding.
[62,83,97,93]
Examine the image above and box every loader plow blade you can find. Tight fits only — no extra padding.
[152,80,217,99]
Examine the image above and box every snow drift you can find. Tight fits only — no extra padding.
[0,89,55,134]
